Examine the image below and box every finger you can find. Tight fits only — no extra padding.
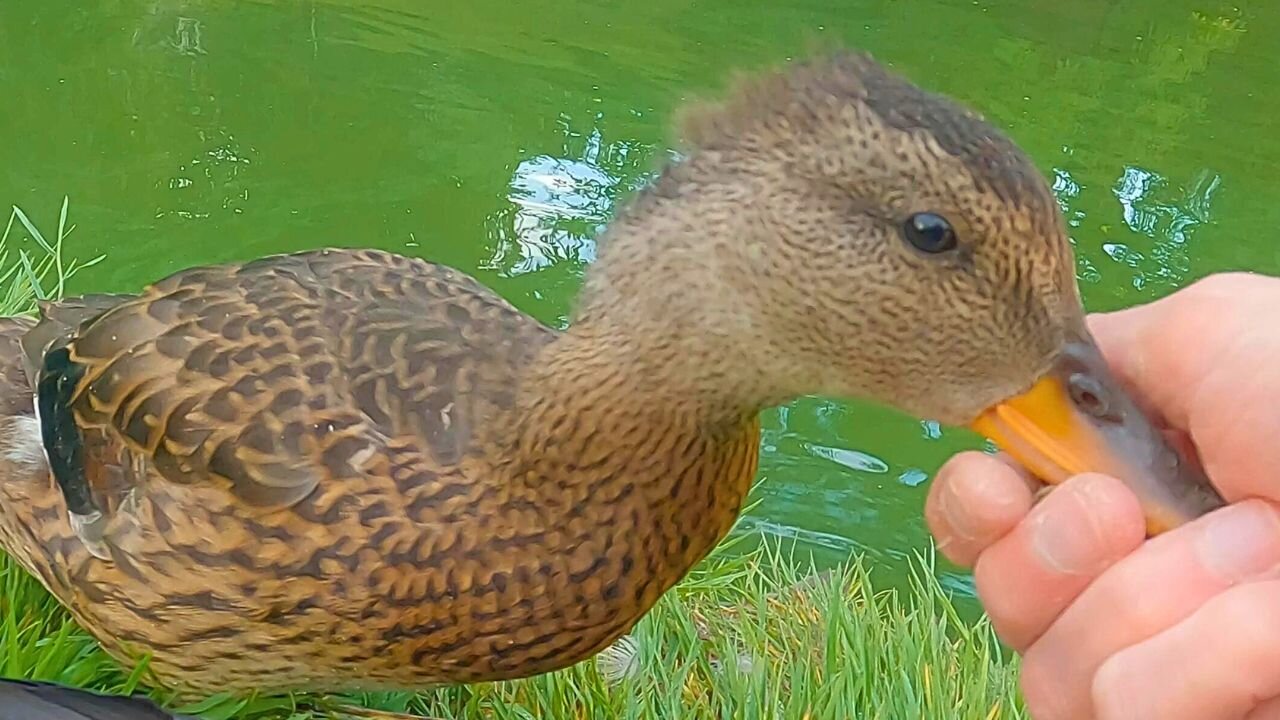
[973,473,1145,650]
[1092,580,1280,720]
[1247,697,1280,720]
[925,451,1038,566]
[1019,499,1280,720]
[1086,272,1272,430]
[1087,273,1280,500]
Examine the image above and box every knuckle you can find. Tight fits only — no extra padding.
[973,552,1033,648]
[1215,583,1280,663]
[1091,655,1134,720]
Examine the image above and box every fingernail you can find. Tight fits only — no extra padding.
[1032,475,1109,575]
[1197,501,1280,582]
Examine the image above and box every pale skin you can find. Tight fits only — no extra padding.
[926,272,1280,720]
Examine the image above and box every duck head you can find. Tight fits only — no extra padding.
[576,51,1223,534]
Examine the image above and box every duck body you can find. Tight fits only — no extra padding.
[0,249,759,694]
[0,51,1222,699]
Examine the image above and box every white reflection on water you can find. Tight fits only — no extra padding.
[1107,165,1221,291]
[500,150,611,275]
[160,128,255,221]
[1050,155,1222,293]
[804,442,889,475]
[489,112,655,277]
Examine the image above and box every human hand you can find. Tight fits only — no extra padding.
[926,272,1280,720]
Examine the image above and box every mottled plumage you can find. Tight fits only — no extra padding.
[0,248,761,693]
[0,50,1215,700]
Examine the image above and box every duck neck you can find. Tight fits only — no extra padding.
[502,176,792,541]
[555,166,799,416]
[536,320,781,425]
[496,311,770,643]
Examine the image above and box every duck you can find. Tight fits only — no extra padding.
[0,50,1224,700]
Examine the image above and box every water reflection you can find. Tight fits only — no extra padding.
[486,113,655,278]
[897,469,929,488]
[159,128,256,221]
[753,393,957,571]
[735,514,886,559]
[169,17,206,56]
[1104,165,1221,291]
[804,443,889,475]
[1050,152,1223,296]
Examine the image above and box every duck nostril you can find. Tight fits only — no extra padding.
[1067,373,1115,421]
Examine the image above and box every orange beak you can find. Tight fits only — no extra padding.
[970,337,1225,536]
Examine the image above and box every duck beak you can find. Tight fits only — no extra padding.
[969,337,1225,536]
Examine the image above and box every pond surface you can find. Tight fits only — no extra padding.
[2,1,1277,596]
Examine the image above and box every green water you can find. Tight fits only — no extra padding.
[2,1,1277,595]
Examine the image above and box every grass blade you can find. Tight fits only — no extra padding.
[12,204,55,255]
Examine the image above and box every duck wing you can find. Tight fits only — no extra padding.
[28,248,554,557]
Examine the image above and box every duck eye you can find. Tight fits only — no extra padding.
[902,212,957,254]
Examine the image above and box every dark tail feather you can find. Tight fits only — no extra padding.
[22,295,134,385]
[0,296,134,412]
[0,316,37,418]
[0,678,194,720]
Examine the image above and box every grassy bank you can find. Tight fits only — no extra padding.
[0,201,1026,719]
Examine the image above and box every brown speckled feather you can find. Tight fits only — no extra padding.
[1,248,760,695]
[58,249,550,511]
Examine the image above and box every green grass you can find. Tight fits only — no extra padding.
[0,200,1027,720]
